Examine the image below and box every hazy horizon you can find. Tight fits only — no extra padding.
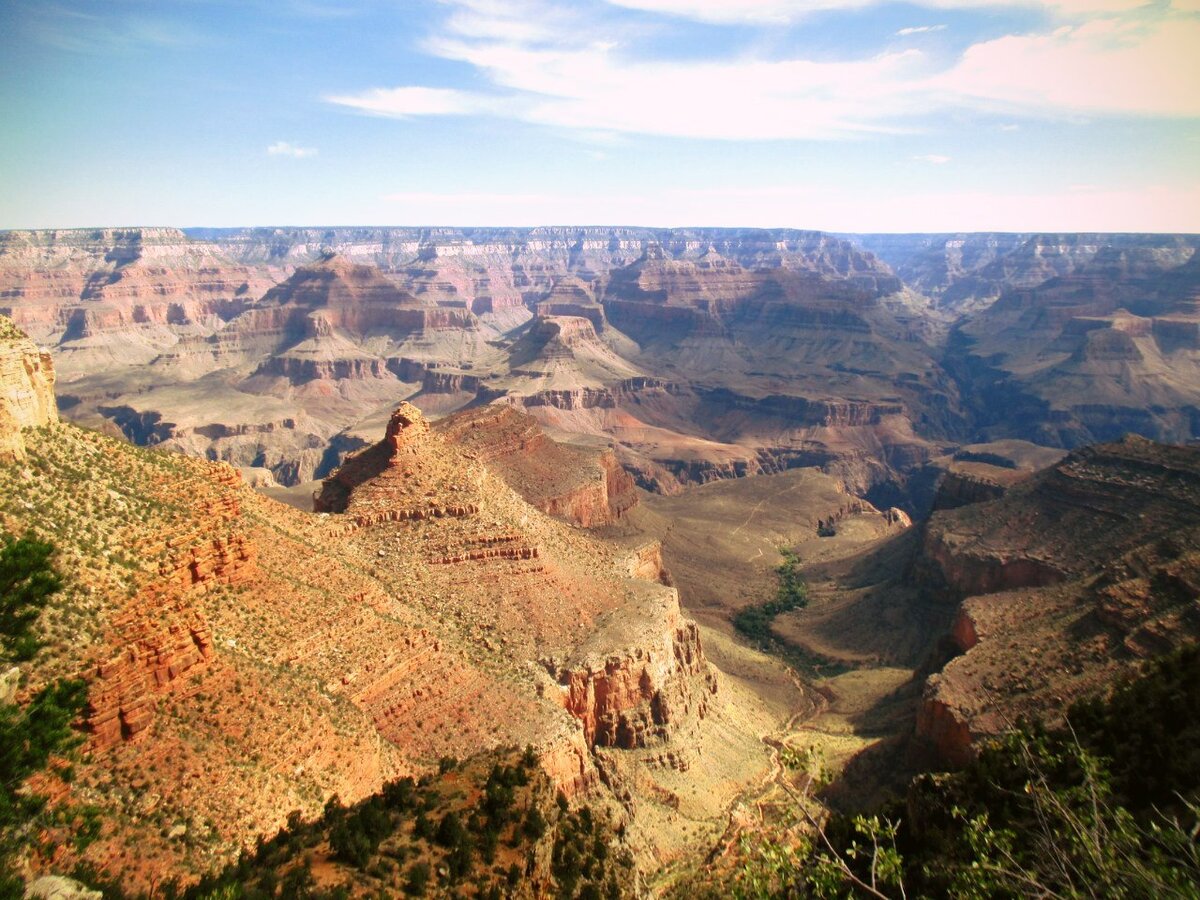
[4,223,1200,236]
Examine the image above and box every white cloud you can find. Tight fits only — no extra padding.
[913,154,951,163]
[932,17,1200,118]
[266,141,318,158]
[325,0,1200,143]
[331,35,929,139]
[896,25,946,36]
[323,86,496,118]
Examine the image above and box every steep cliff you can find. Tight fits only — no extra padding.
[3,226,959,498]
[0,315,57,459]
[0,388,741,889]
[946,242,1200,448]
[551,595,718,749]
[916,436,1200,765]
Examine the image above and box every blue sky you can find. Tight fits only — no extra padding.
[2,0,1198,231]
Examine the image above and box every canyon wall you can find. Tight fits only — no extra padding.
[0,316,57,459]
[915,436,1200,765]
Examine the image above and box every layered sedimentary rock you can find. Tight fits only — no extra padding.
[3,226,961,498]
[945,241,1200,448]
[849,232,1199,313]
[552,604,718,749]
[0,316,57,459]
[8,225,1200,503]
[434,404,637,527]
[916,436,1200,765]
[2,385,732,888]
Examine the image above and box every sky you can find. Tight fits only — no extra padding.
[1,0,1198,232]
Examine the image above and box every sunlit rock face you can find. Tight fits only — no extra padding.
[0,315,57,459]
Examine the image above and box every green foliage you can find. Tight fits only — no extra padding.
[185,748,626,899]
[0,679,87,888]
[0,533,85,885]
[522,805,547,840]
[1068,641,1200,812]
[0,532,62,661]
[404,860,430,895]
[733,548,808,644]
[734,644,1200,899]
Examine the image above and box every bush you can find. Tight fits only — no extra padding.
[404,861,430,896]
[736,644,1200,899]
[0,532,62,661]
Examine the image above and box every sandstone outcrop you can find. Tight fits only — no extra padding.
[550,596,718,749]
[8,226,1200,506]
[0,316,57,459]
[434,404,637,527]
[946,242,1200,449]
[311,401,721,798]
[3,226,961,500]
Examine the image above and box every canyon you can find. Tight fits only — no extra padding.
[4,227,1195,512]
[3,224,1200,895]
[0,319,814,890]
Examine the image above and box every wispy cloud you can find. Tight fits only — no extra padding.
[325,0,1200,143]
[896,24,946,36]
[27,6,204,54]
[913,154,951,164]
[601,0,1155,24]
[266,141,318,158]
[323,86,494,118]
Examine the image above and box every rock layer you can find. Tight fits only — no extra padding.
[916,436,1200,764]
[0,316,57,459]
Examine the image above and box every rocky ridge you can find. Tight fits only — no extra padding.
[916,436,1200,764]
[0,345,766,888]
[0,227,955,500]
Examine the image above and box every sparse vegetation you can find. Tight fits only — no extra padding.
[733,548,808,645]
[0,537,88,893]
[730,643,1200,899]
[179,747,631,899]
[0,533,62,661]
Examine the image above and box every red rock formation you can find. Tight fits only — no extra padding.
[916,437,1200,765]
[914,692,975,768]
[434,404,637,527]
[553,602,717,749]
[85,468,255,748]
[931,469,1008,510]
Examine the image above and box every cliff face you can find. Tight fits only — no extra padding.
[848,232,1199,313]
[313,400,717,758]
[946,242,1200,449]
[553,599,718,750]
[0,384,731,887]
[84,468,252,747]
[915,436,1200,765]
[7,226,1200,502]
[0,316,57,459]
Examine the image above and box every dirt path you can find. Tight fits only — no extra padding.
[730,497,768,536]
